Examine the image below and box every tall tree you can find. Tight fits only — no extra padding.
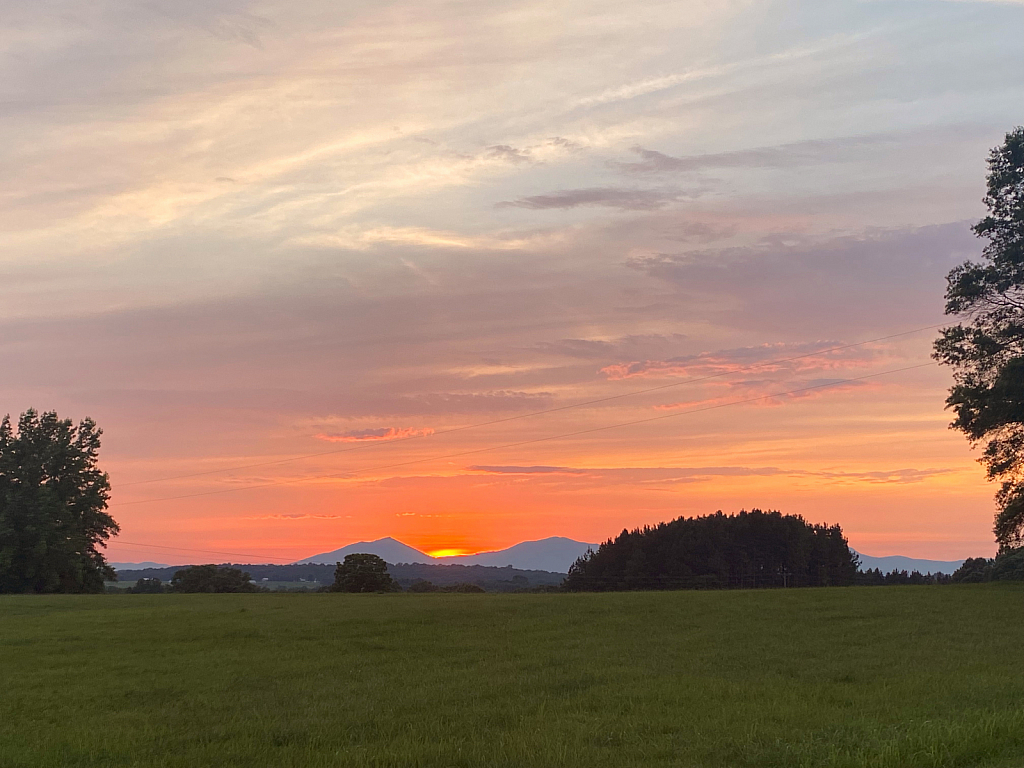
[331,553,399,592]
[935,127,1024,547]
[0,409,117,593]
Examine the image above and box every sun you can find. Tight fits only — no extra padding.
[426,548,468,558]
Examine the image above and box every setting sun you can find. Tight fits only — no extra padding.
[426,548,470,558]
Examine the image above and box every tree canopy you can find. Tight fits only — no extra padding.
[170,565,259,593]
[934,126,1024,547]
[331,553,400,592]
[0,409,117,593]
[563,509,858,591]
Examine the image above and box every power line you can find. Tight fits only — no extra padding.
[113,360,936,507]
[118,323,943,487]
[110,541,296,563]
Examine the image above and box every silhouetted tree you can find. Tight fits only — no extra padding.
[130,577,164,594]
[951,548,1024,582]
[935,127,1024,547]
[564,509,859,591]
[0,409,117,593]
[331,553,399,592]
[171,564,258,593]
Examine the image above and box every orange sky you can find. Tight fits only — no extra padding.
[2,0,1021,564]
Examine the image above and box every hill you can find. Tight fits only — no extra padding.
[295,535,596,572]
[855,553,966,575]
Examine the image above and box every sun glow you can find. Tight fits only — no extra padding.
[426,548,469,558]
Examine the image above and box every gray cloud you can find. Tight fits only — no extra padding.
[497,187,689,211]
[616,134,896,174]
[626,222,981,334]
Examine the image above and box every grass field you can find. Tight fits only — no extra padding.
[1,586,1022,767]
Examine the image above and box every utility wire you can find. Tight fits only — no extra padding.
[110,541,296,564]
[113,360,936,508]
[119,323,943,487]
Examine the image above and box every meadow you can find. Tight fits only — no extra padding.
[1,585,1022,768]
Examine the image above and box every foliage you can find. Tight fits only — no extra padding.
[951,547,1024,583]
[934,127,1024,546]
[438,582,485,593]
[407,579,440,592]
[855,568,952,586]
[331,553,400,593]
[0,409,116,593]
[170,565,259,593]
[2,587,1023,767]
[563,509,858,591]
[130,577,165,594]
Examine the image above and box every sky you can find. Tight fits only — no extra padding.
[2,0,1022,563]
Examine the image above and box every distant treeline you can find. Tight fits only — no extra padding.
[114,561,564,592]
[565,510,859,591]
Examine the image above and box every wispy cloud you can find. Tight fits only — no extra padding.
[316,427,434,443]
[497,187,692,211]
[468,465,590,475]
[601,341,882,380]
[615,135,893,174]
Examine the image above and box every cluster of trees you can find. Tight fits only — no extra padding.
[855,569,952,586]
[407,579,485,593]
[950,547,1024,582]
[564,510,859,591]
[170,565,261,593]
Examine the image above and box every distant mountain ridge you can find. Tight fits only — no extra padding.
[296,536,597,573]
[296,539,974,576]
[854,552,966,575]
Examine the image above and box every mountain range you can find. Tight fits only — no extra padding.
[853,552,966,575]
[295,536,597,573]
[112,541,974,576]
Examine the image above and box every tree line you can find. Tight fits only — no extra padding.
[563,509,859,591]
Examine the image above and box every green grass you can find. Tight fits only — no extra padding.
[1,586,1022,767]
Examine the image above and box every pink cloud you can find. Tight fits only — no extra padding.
[601,341,883,380]
[315,426,434,443]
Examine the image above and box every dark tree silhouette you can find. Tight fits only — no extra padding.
[563,509,858,591]
[171,565,259,593]
[935,127,1024,546]
[0,409,117,593]
[131,577,165,594]
[331,553,400,592]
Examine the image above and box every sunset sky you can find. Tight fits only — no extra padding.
[2,0,1022,563]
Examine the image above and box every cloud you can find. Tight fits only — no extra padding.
[534,333,689,361]
[486,145,531,164]
[496,187,690,211]
[615,134,894,174]
[463,464,953,485]
[601,340,882,380]
[653,377,872,410]
[468,465,590,475]
[245,513,350,520]
[625,223,981,334]
[315,427,434,443]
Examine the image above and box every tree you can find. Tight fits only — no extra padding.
[0,409,117,593]
[131,577,165,594]
[170,564,259,593]
[331,553,399,592]
[935,127,1024,547]
[563,509,859,592]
